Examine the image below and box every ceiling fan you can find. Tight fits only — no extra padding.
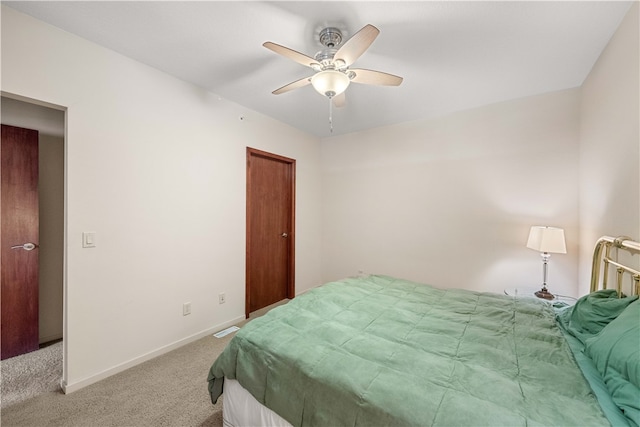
[263,24,403,108]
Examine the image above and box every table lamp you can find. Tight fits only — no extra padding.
[526,226,566,300]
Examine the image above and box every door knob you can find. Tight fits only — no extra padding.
[10,242,38,251]
[281,233,288,238]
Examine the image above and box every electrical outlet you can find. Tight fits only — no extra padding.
[183,302,191,316]
[219,293,226,304]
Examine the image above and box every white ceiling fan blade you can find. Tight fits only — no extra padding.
[272,76,312,95]
[332,92,346,108]
[350,69,403,86]
[334,24,380,67]
[263,42,320,69]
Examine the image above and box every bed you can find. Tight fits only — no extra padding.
[208,236,640,426]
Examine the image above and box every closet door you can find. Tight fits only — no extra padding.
[246,148,295,317]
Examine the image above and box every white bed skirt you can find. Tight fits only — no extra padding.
[223,378,293,427]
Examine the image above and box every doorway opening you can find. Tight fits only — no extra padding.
[1,95,66,405]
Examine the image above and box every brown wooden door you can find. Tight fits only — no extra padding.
[246,148,295,317]
[1,124,40,360]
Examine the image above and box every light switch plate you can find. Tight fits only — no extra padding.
[82,232,96,248]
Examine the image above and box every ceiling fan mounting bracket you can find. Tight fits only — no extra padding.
[318,27,343,48]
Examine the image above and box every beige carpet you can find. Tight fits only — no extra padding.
[1,333,233,426]
[1,301,288,426]
[1,341,64,409]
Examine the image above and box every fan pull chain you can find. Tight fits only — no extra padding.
[328,97,333,133]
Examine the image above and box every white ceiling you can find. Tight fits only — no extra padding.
[4,1,632,138]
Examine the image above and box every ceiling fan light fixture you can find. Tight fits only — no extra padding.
[311,70,350,98]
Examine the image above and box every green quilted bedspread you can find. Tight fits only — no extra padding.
[208,275,610,426]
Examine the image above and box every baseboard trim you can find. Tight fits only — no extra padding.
[39,333,63,345]
[61,315,245,394]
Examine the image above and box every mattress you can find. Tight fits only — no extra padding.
[223,378,292,427]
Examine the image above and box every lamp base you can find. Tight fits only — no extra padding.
[535,288,555,300]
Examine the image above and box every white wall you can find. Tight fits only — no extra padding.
[1,6,322,391]
[578,3,640,294]
[319,4,639,299]
[321,89,581,297]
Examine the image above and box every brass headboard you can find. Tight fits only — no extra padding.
[590,236,640,296]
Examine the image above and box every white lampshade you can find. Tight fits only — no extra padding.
[311,70,350,98]
[526,226,567,254]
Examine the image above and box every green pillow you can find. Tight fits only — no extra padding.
[585,301,640,426]
[556,289,638,344]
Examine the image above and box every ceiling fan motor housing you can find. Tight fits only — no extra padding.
[314,48,338,65]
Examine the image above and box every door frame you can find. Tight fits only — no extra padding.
[245,147,295,318]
